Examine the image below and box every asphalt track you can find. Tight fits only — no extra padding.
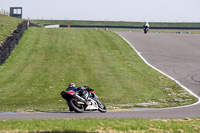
[1,32,200,120]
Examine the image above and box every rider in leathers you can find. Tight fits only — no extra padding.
[66,82,93,101]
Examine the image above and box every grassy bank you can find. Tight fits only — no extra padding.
[0,27,197,112]
[0,118,200,132]
[0,14,24,42]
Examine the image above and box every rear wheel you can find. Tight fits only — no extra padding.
[68,99,85,113]
[67,101,74,112]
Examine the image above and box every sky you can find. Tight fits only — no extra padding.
[0,0,200,22]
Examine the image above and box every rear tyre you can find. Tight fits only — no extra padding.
[68,99,84,113]
[67,101,74,112]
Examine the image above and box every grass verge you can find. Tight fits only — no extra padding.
[0,118,200,132]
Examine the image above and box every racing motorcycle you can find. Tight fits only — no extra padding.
[143,22,149,34]
[60,89,106,113]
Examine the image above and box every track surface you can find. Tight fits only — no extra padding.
[1,32,200,120]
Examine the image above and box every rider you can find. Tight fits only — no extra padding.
[66,82,93,101]
[143,22,149,28]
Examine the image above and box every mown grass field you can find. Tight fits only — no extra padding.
[0,118,200,132]
[0,27,197,112]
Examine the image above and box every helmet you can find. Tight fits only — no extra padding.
[68,82,76,88]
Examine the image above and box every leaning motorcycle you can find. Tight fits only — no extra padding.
[60,89,106,113]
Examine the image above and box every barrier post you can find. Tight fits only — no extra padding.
[27,17,30,29]
[27,21,29,29]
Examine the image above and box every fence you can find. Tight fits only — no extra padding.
[0,8,9,16]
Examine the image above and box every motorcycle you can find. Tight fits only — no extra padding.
[60,89,107,113]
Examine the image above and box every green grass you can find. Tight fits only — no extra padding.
[0,118,200,132]
[0,14,24,42]
[0,27,197,112]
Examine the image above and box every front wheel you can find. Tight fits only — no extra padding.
[68,99,84,113]
[97,100,107,113]
[144,29,147,34]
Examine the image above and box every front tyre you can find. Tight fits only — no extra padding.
[68,99,84,113]
[97,101,107,113]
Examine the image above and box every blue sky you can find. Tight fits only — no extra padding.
[0,0,200,22]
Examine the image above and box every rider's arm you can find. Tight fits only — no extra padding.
[75,86,94,91]
[84,86,94,91]
[75,87,85,91]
